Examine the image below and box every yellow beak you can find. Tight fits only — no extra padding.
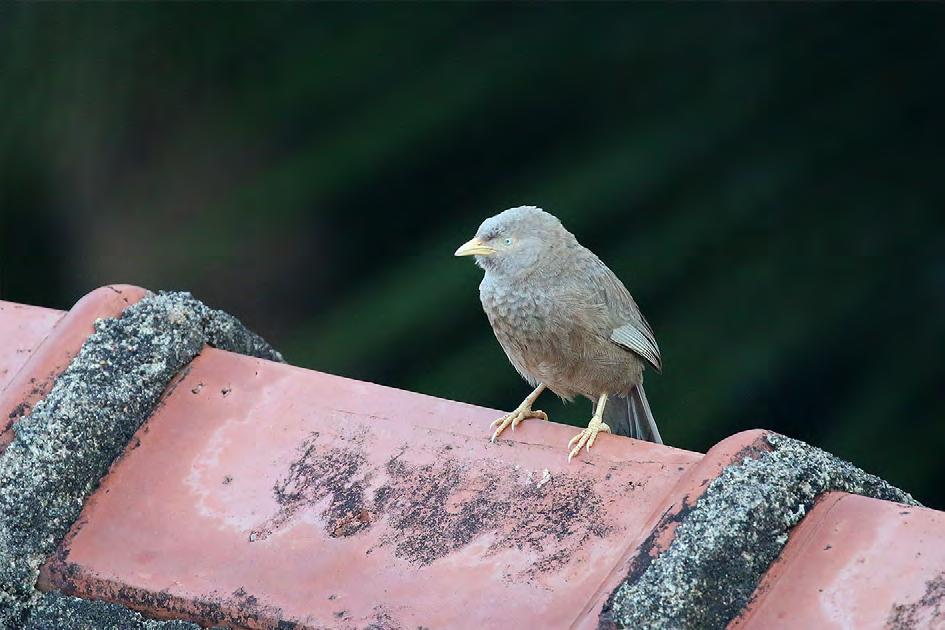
[454,237,496,257]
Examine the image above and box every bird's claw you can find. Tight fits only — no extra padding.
[567,418,611,462]
[490,407,548,442]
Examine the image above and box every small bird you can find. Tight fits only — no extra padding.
[455,206,662,461]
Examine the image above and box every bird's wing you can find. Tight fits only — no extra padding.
[583,253,663,372]
[548,247,662,371]
[610,322,662,372]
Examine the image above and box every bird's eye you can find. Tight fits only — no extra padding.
[503,238,513,246]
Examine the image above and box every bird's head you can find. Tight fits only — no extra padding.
[454,206,574,276]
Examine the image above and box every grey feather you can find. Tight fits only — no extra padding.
[603,384,662,444]
[611,323,662,372]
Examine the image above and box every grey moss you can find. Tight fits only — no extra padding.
[602,432,918,630]
[25,592,200,630]
[0,291,282,628]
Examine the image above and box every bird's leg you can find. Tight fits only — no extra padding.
[567,393,611,462]
[490,384,548,442]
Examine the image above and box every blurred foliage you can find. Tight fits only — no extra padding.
[1,5,944,506]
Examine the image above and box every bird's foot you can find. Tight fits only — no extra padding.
[490,405,548,442]
[567,416,611,462]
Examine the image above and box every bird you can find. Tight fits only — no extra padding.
[454,206,662,461]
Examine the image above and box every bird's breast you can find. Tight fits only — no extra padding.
[479,281,550,341]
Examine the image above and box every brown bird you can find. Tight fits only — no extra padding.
[455,206,662,461]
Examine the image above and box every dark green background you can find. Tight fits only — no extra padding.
[2,6,944,507]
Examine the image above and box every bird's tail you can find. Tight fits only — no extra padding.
[603,384,663,444]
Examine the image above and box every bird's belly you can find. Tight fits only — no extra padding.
[490,317,547,387]
[480,281,643,399]
[539,345,642,400]
[490,317,642,400]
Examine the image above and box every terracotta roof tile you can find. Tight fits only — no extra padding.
[39,347,701,628]
[0,286,939,629]
[732,492,945,629]
[0,300,63,393]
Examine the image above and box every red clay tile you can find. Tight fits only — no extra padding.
[731,492,945,629]
[39,347,702,629]
[0,300,63,392]
[0,285,147,449]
